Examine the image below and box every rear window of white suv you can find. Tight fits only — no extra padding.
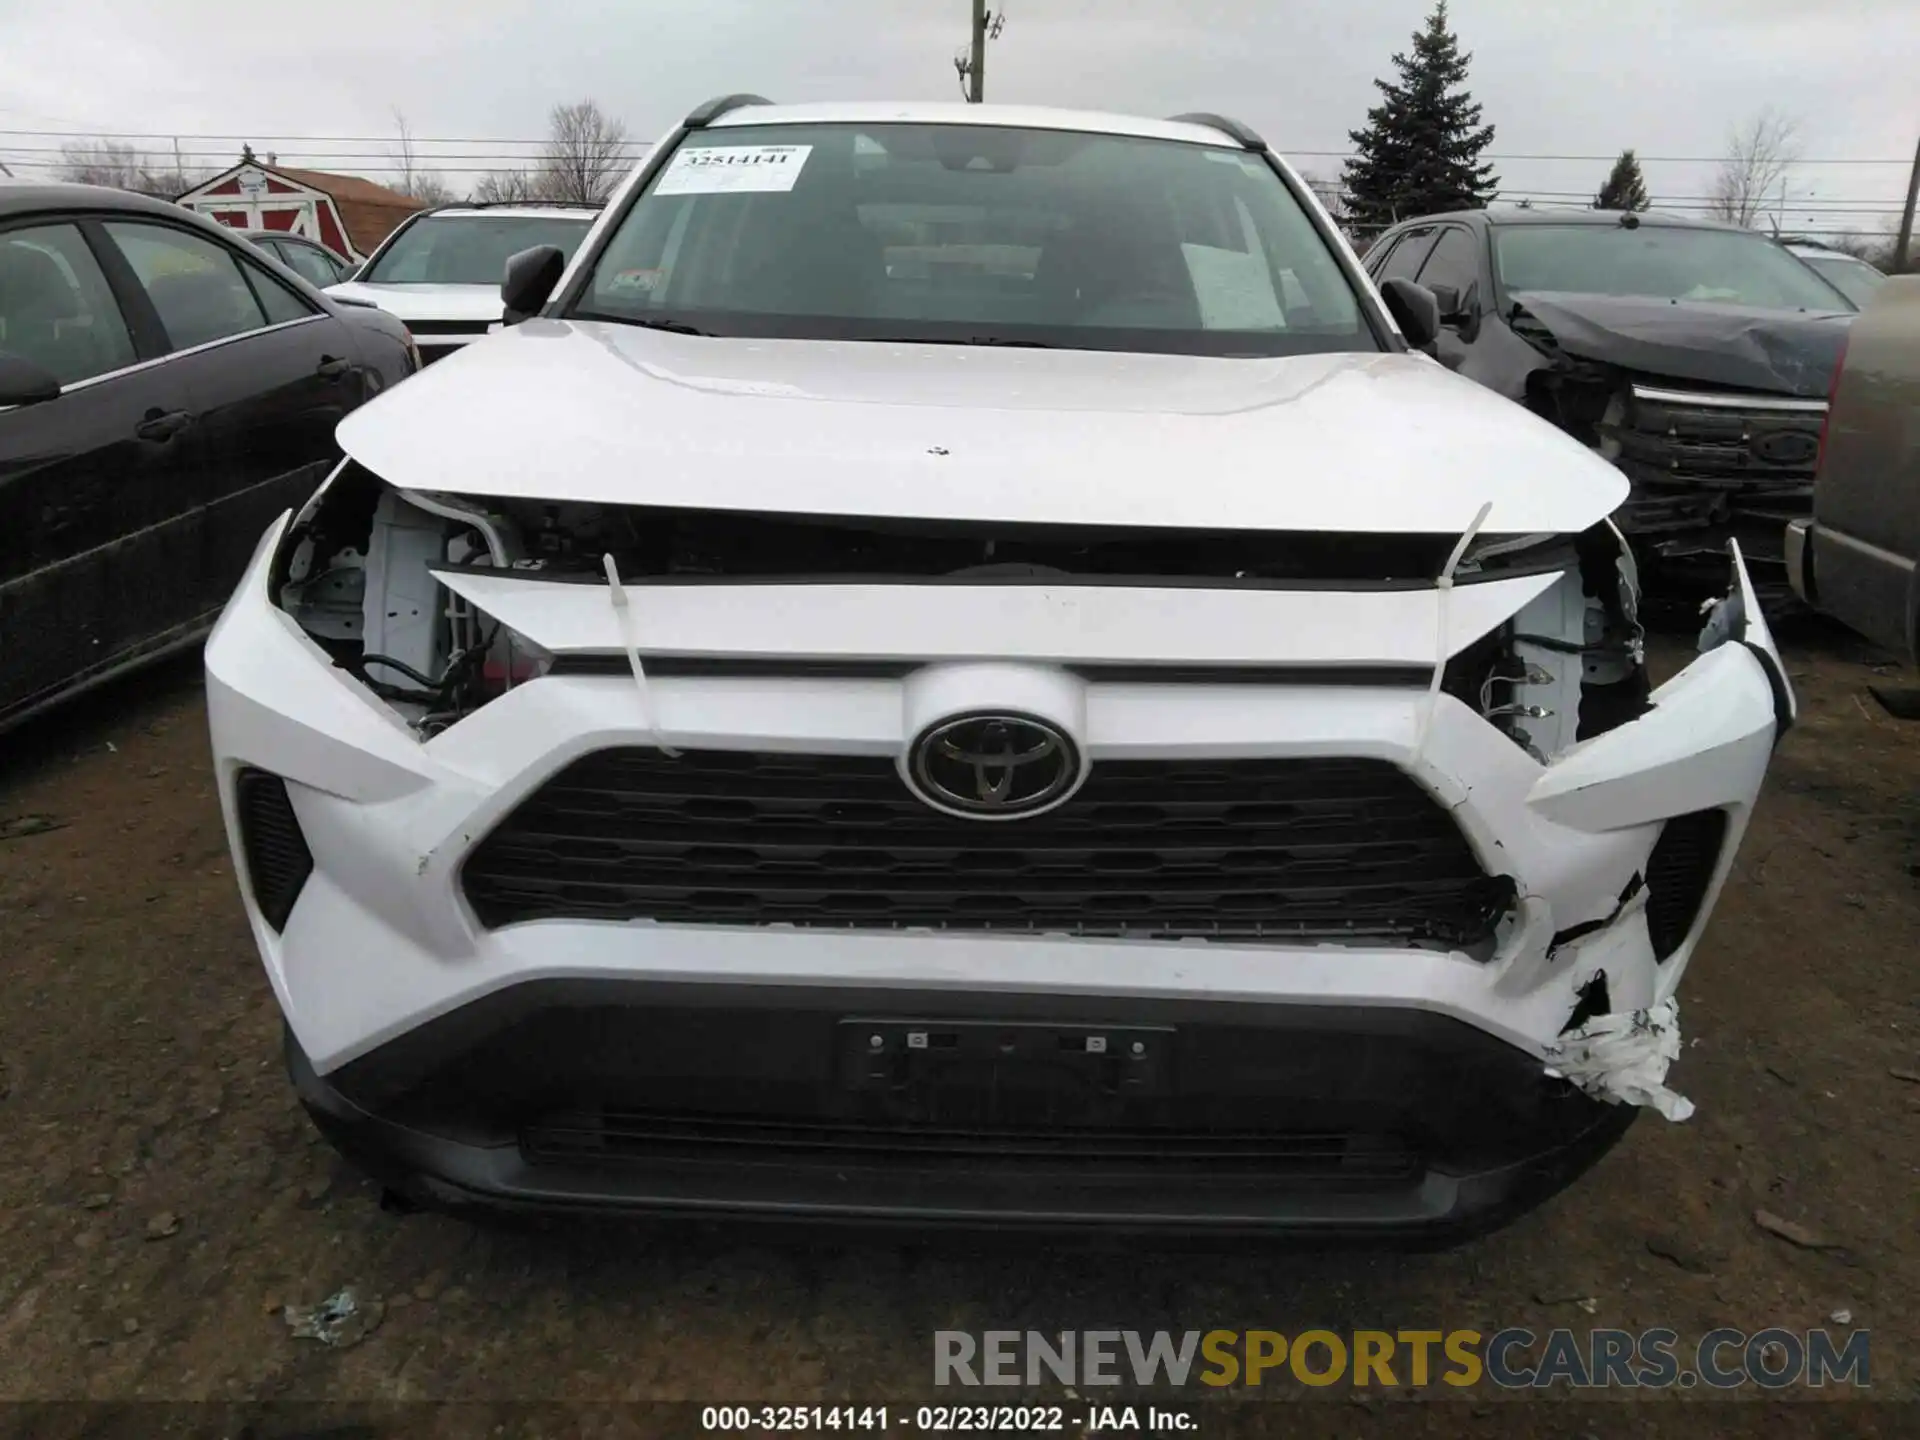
[572,123,1374,357]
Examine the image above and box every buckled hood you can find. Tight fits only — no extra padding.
[1509,290,1854,397]
[336,317,1630,535]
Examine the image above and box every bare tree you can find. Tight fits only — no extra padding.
[1706,108,1800,229]
[57,139,202,197]
[538,100,631,204]
[388,109,455,204]
[471,168,543,204]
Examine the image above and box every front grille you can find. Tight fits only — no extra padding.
[1609,384,1826,563]
[235,769,312,932]
[1645,807,1729,960]
[460,750,1510,944]
[522,1109,1421,1185]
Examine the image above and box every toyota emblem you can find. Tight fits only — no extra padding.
[906,713,1083,819]
[1750,430,1820,468]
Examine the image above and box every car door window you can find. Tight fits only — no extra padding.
[1416,227,1482,301]
[104,221,269,351]
[279,242,342,287]
[1374,228,1438,284]
[242,260,317,326]
[0,223,137,385]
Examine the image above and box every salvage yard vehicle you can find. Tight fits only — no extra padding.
[207,99,1794,1240]
[324,202,600,365]
[1787,274,1920,669]
[1784,239,1887,311]
[237,228,355,288]
[1363,208,1856,609]
[0,181,417,733]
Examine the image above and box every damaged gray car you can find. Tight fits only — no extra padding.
[1364,208,1857,609]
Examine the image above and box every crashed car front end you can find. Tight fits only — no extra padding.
[204,395,1792,1237]
[1507,291,1850,610]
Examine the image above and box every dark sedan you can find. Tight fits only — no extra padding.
[0,182,417,732]
[1362,208,1857,606]
[236,228,357,288]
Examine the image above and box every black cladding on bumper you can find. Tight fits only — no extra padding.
[289,982,1637,1239]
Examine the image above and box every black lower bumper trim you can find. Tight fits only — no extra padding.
[287,982,1639,1241]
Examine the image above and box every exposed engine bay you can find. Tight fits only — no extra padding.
[272,463,1649,749]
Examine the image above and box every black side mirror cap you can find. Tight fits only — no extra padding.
[0,352,63,406]
[501,245,567,324]
[1378,278,1441,349]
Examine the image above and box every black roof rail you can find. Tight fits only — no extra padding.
[1168,112,1267,152]
[685,94,774,128]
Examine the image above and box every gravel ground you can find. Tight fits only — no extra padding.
[1,628,1916,1438]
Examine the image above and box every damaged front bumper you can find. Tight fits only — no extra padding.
[206,518,1790,1233]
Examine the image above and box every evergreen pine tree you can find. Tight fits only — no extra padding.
[1594,150,1650,211]
[1343,1,1499,233]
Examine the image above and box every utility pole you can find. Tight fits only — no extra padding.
[953,1,1005,104]
[968,0,987,102]
[1895,132,1920,273]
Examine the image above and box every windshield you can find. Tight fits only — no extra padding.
[1798,252,1885,308]
[363,213,595,285]
[1493,224,1855,311]
[571,122,1374,356]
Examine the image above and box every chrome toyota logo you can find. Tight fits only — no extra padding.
[907,713,1082,818]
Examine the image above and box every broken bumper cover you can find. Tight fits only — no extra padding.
[208,518,1791,1232]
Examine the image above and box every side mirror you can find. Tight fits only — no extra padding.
[0,353,62,406]
[501,245,567,324]
[1378,278,1441,349]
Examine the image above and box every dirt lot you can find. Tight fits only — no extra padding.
[2,627,1917,1436]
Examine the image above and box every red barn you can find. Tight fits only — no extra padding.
[177,156,427,262]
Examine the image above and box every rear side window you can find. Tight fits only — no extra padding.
[0,222,137,385]
[1416,227,1481,296]
[243,263,316,326]
[105,222,270,351]
[1374,228,1438,284]
[280,242,344,287]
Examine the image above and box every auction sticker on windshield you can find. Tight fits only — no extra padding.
[654,145,813,196]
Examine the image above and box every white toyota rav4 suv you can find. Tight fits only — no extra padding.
[207,97,1793,1239]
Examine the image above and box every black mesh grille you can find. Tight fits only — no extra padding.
[522,1110,1421,1185]
[1645,808,1728,961]
[460,750,1510,944]
[236,768,312,933]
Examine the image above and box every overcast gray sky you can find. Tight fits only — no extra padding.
[1,0,1914,235]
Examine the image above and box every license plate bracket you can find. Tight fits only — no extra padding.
[838,1018,1172,1115]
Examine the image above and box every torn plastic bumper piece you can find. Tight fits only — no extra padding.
[1543,997,1694,1122]
[1528,541,1792,836]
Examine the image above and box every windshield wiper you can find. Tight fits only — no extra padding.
[863,335,1057,349]
[573,310,712,336]
[622,316,710,336]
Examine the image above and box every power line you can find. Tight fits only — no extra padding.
[0,126,1911,167]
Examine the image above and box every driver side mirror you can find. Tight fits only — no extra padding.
[0,353,63,407]
[1378,278,1441,349]
[501,245,567,325]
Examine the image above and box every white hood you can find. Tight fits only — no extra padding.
[336,319,1629,535]
[324,281,504,326]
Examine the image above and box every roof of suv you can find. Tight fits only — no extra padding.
[704,101,1247,149]
[1388,207,1759,235]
